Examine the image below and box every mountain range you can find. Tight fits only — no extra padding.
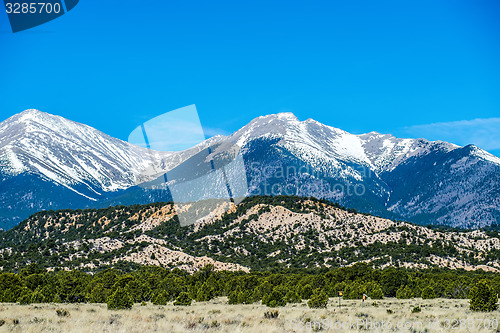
[1,109,499,229]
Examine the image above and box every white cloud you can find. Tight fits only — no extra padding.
[402,118,500,152]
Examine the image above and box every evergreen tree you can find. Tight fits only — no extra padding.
[421,286,437,299]
[307,289,328,308]
[227,290,240,305]
[344,281,366,300]
[262,288,287,307]
[17,288,33,305]
[174,292,192,306]
[88,283,107,303]
[369,284,384,299]
[107,287,133,310]
[30,289,46,303]
[469,280,498,312]
[152,291,170,305]
[299,284,313,299]
[285,290,301,303]
[396,285,414,299]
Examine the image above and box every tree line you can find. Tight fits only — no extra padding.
[0,263,498,311]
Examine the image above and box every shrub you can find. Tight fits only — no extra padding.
[174,292,192,306]
[262,289,287,307]
[300,284,313,299]
[285,290,301,303]
[88,284,107,303]
[264,310,279,319]
[18,292,32,305]
[30,290,45,303]
[56,309,70,317]
[469,280,498,312]
[396,285,414,299]
[411,306,421,313]
[107,287,133,310]
[307,289,328,308]
[152,291,169,305]
[369,285,384,300]
[421,286,437,300]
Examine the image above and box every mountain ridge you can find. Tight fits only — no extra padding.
[1,109,499,229]
[1,196,499,273]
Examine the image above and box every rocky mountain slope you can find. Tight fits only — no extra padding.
[0,110,208,228]
[1,196,499,273]
[1,109,499,229]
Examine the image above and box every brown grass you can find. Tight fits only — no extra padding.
[0,298,498,332]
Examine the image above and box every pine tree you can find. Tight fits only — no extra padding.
[30,289,46,303]
[369,285,384,299]
[107,287,133,310]
[396,285,414,299]
[18,289,33,305]
[469,280,498,312]
[421,286,437,300]
[173,292,192,306]
[300,284,313,299]
[262,289,287,307]
[285,290,301,303]
[152,291,169,305]
[88,283,107,303]
[307,289,328,308]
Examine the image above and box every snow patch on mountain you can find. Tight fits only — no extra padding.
[0,109,175,199]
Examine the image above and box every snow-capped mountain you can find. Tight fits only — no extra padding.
[1,110,499,229]
[0,109,202,228]
[0,109,173,196]
[212,112,500,228]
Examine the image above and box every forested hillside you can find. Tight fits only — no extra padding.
[1,196,500,273]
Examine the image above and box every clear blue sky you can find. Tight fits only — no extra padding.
[1,0,499,156]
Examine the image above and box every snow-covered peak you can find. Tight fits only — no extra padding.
[0,109,175,198]
[19,108,44,116]
[357,131,461,172]
[228,112,476,174]
[468,144,500,165]
[231,113,372,169]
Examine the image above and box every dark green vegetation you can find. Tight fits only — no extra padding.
[469,280,499,312]
[1,195,500,313]
[107,287,134,310]
[0,263,499,311]
[1,196,500,273]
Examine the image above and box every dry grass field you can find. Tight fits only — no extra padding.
[0,298,499,333]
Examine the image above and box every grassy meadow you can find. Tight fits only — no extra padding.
[0,298,499,333]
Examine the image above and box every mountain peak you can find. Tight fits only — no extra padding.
[20,108,44,115]
[275,112,298,120]
[254,112,299,123]
[2,109,71,133]
[465,144,500,165]
[16,109,54,122]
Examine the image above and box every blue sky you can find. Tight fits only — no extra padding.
[1,0,499,156]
